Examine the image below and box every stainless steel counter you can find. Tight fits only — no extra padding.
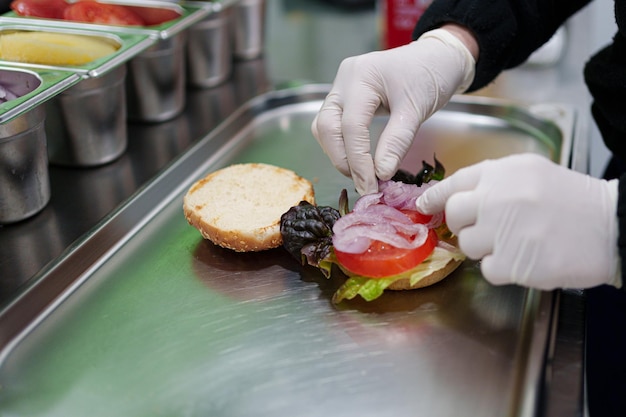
[0,57,271,300]
[0,1,589,416]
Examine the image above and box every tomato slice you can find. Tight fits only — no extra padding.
[334,210,437,278]
[402,209,433,225]
[125,6,181,26]
[10,0,69,19]
[63,1,145,26]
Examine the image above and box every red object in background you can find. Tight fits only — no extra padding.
[10,0,68,19]
[381,0,432,49]
[9,0,181,27]
[63,0,145,26]
[125,5,180,26]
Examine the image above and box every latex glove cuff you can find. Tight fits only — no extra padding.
[608,179,623,288]
[417,28,476,94]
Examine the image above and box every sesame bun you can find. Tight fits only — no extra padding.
[183,163,315,252]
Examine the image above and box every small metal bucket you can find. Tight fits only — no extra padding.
[126,33,187,123]
[232,0,266,60]
[46,65,127,167]
[0,105,50,224]
[186,6,233,88]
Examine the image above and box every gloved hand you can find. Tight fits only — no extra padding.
[311,28,476,195]
[416,153,622,290]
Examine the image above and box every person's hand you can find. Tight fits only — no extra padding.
[311,27,476,195]
[416,153,621,290]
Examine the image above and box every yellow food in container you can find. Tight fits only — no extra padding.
[0,32,120,66]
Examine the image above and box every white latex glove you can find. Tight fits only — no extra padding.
[311,28,476,195]
[416,153,622,290]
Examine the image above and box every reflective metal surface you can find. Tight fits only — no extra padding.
[232,0,266,60]
[0,2,590,415]
[0,105,48,223]
[46,65,128,167]
[0,86,572,416]
[186,7,233,88]
[0,23,155,77]
[0,1,212,40]
[0,67,81,124]
[126,33,187,122]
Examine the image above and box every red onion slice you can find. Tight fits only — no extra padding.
[352,192,383,212]
[379,179,438,210]
[332,180,444,254]
[333,221,429,253]
[425,211,444,229]
[333,203,429,253]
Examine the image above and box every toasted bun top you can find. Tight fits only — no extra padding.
[183,163,315,252]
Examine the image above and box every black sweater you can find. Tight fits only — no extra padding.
[413,0,626,283]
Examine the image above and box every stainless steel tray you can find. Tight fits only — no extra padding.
[0,23,155,77]
[0,85,578,417]
[0,65,80,123]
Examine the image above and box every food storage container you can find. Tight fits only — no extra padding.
[126,32,187,122]
[0,65,79,224]
[46,65,128,167]
[0,104,49,224]
[0,1,210,38]
[232,0,266,60]
[186,4,233,88]
[0,1,215,122]
[0,24,155,77]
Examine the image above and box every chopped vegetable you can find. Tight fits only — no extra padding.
[280,157,460,303]
[10,0,68,19]
[280,200,341,273]
[334,220,437,277]
[9,0,181,27]
[0,32,119,66]
[63,1,145,26]
[0,84,19,103]
[392,155,445,186]
[332,245,466,303]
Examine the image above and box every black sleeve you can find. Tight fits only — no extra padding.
[412,0,592,91]
[584,3,626,160]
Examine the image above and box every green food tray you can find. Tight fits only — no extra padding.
[0,23,156,77]
[0,0,214,39]
[0,66,80,123]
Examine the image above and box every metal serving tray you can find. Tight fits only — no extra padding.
[0,23,155,77]
[0,65,80,123]
[0,85,578,417]
[0,0,213,40]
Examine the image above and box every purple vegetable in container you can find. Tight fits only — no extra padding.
[0,83,19,103]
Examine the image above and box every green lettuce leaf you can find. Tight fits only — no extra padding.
[332,245,466,303]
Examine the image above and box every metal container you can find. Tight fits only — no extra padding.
[0,105,49,224]
[46,65,127,167]
[232,0,266,60]
[0,24,154,78]
[0,1,211,40]
[186,6,233,88]
[126,32,187,122]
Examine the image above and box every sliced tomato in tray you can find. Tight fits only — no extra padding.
[10,0,69,19]
[63,0,145,26]
[334,209,437,278]
[125,5,181,26]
